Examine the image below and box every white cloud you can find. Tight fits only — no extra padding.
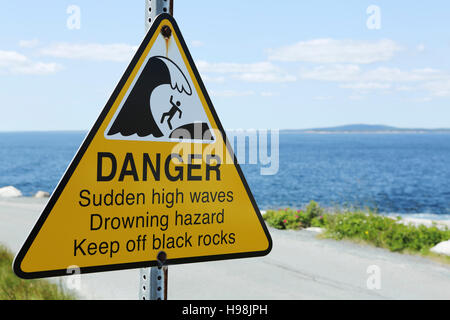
[268,38,402,64]
[314,96,333,101]
[340,82,391,90]
[197,61,279,74]
[210,90,280,98]
[348,94,365,101]
[300,63,450,97]
[260,91,278,97]
[413,97,433,102]
[210,90,255,98]
[19,38,40,48]
[422,79,450,97]
[201,75,226,84]
[0,50,62,75]
[302,65,443,83]
[363,67,441,83]
[300,64,362,82]
[40,43,138,62]
[191,40,204,48]
[235,72,296,83]
[396,85,414,91]
[0,51,28,66]
[196,60,296,83]
[12,61,62,75]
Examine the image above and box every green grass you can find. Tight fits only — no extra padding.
[0,244,77,300]
[263,201,450,260]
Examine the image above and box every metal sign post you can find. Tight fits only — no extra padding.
[145,0,173,32]
[139,251,168,300]
[139,0,173,301]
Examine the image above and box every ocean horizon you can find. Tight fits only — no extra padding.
[1,131,449,220]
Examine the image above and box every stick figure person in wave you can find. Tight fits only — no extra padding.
[105,55,215,142]
[160,95,182,130]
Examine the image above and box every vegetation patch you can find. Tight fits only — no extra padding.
[0,244,77,300]
[263,201,450,259]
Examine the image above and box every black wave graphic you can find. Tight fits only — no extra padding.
[169,122,214,141]
[107,56,172,138]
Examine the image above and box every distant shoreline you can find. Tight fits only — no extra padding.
[1,124,450,135]
[281,124,450,134]
[281,130,450,134]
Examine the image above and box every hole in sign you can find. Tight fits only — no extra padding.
[157,251,167,264]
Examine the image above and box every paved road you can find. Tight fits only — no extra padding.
[1,197,449,299]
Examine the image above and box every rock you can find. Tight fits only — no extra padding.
[0,186,23,197]
[430,240,450,256]
[34,191,50,198]
[305,227,325,234]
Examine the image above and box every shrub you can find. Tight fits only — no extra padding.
[324,212,450,253]
[304,200,324,223]
[263,208,302,230]
[263,202,450,257]
[263,201,325,230]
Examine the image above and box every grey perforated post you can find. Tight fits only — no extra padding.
[139,268,151,300]
[140,251,168,300]
[145,0,173,32]
[139,0,173,301]
[139,266,168,300]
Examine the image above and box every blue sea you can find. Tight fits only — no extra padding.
[1,132,450,218]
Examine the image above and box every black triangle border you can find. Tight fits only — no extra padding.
[13,13,272,279]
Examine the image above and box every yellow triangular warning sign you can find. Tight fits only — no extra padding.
[14,14,272,279]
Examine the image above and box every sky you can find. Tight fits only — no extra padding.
[1,0,450,131]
